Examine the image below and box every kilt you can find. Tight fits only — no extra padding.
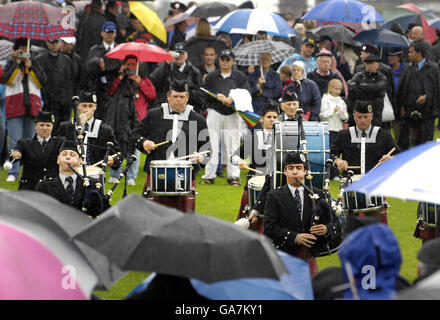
[296,246,318,278]
[236,189,264,234]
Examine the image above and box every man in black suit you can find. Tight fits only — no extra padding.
[264,151,335,277]
[56,91,122,171]
[10,111,65,190]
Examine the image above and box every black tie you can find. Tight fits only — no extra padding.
[65,176,75,205]
[41,139,47,152]
[170,111,180,115]
[294,188,302,220]
[414,63,419,71]
[84,122,89,132]
[361,131,367,138]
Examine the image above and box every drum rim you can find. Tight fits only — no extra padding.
[150,160,192,167]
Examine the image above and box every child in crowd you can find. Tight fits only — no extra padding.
[279,65,294,92]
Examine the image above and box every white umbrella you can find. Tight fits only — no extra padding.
[345,141,440,204]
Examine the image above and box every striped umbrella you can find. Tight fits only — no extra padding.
[0,1,74,40]
[214,9,296,38]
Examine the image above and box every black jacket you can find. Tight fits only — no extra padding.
[16,135,65,190]
[348,70,388,127]
[204,69,250,115]
[34,51,75,109]
[149,61,204,113]
[77,10,108,60]
[185,36,227,69]
[56,119,122,169]
[306,69,345,97]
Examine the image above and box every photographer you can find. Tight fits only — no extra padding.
[397,42,440,150]
[105,54,156,185]
[1,38,47,182]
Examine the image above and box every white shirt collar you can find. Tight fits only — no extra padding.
[356,125,372,137]
[221,71,232,79]
[59,173,77,190]
[103,42,115,51]
[37,135,51,144]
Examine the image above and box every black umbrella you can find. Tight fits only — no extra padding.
[0,190,127,290]
[73,194,288,283]
[313,25,358,46]
[190,2,237,18]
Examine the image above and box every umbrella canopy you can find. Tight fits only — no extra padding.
[0,39,13,60]
[232,39,295,66]
[301,0,384,23]
[0,190,127,290]
[190,2,237,19]
[73,194,288,283]
[345,141,440,204]
[164,12,199,31]
[214,9,296,38]
[0,0,74,40]
[313,25,358,45]
[354,28,411,48]
[128,1,167,44]
[0,218,92,300]
[105,42,173,62]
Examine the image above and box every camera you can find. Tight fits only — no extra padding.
[170,51,180,59]
[17,51,30,59]
[122,67,136,76]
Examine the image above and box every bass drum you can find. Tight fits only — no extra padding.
[272,121,330,189]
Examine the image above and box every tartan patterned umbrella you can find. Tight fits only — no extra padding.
[0,1,74,40]
[0,39,13,60]
[232,40,296,66]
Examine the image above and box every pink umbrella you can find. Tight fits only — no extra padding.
[105,42,174,63]
[0,220,90,300]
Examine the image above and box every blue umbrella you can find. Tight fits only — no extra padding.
[301,0,385,23]
[126,251,314,300]
[214,9,296,38]
[353,29,411,48]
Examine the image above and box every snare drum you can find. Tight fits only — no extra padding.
[150,160,192,195]
[80,166,102,180]
[248,175,266,209]
[343,175,384,212]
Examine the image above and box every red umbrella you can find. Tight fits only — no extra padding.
[0,1,74,40]
[105,42,174,63]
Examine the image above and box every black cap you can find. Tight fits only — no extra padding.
[219,49,235,59]
[281,88,299,102]
[318,35,333,43]
[169,79,189,93]
[353,100,373,113]
[172,42,186,52]
[364,54,380,62]
[79,91,98,104]
[283,151,307,169]
[417,238,440,265]
[34,111,55,124]
[170,2,187,11]
[361,44,379,55]
[59,140,80,155]
[303,37,316,46]
[261,103,280,116]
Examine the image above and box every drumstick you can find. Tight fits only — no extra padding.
[89,153,121,168]
[155,140,170,147]
[347,166,362,169]
[245,166,264,175]
[371,147,396,171]
[174,150,211,160]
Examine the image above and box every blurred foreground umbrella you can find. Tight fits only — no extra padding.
[354,28,411,48]
[128,1,167,44]
[313,25,358,45]
[0,0,74,40]
[214,9,296,38]
[73,194,288,283]
[345,141,440,204]
[232,39,295,66]
[0,218,93,299]
[0,190,127,290]
[190,2,237,19]
[105,42,173,62]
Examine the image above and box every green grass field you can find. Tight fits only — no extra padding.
[2,127,439,299]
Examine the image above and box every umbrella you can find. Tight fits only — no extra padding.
[200,87,260,128]
[382,3,437,43]
[0,39,13,60]
[353,29,411,48]
[214,9,296,38]
[232,39,296,66]
[128,1,167,44]
[105,42,173,63]
[313,25,358,45]
[0,190,127,290]
[345,141,440,204]
[164,12,199,31]
[396,269,440,300]
[73,194,289,283]
[0,0,75,40]
[190,2,237,19]
[0,218,93,299]
[301,0,385,24]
